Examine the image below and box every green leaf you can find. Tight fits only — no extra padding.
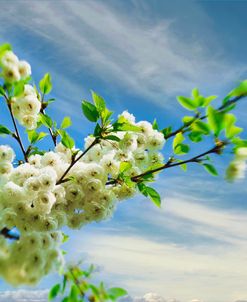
[107,287,128,299]
[69,284,79,301]
[231,137,247,148]
[188,131,202,142]
[13,81,25,97]
[192,88,199,99]
[229,80,247,97]
[174,143,190,155]
[59,130,75,149]
[176,159,187,171]
[0,125,12,135]
[203,163,218,176]
[119,162,132,173]
[93,123,102,137]
[39,73,52,95]
[182,116,195,124]
[137,183,161,207]
[91,91,106,113]
[112,122,141,132]
[49,283,61,300]
[101,107,113,124]
[82,100,99,122]
[39,114,53,128]
[203,95,217,106]
[0,86,6,96]
[152,119,159,130]
[0,43,12,60]
[177,96,196,111]
[173,132,184,150]
[105,135,121,142]
[224,113,243,139]
[161,126,172,137]
[192,120,210,135]
[207,105,224,137]
[27,130,48,144]
[61,117,72,129]
[62,233,69,243]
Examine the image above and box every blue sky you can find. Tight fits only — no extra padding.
[0,1,247,301]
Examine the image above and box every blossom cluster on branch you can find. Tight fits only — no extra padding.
[0,43,246,289]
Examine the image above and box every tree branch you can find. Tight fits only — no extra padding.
[164,95,246,140]
[5,99,28,162]
[56,138,99,185]
[106,141,226,185]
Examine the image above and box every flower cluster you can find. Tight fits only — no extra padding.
[0,114,165,232]
[0,231,63,286]
[226,147,247,181]
[0,113,165,284]
[0,50,31,84]
[11,84,41,130]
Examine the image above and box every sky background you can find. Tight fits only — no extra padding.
[0,0,247,301]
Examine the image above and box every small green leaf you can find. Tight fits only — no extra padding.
[152,119,159,130]
[192,88,199,99]
[173,132,184,150]
[62,233,69,243]
[59,130,75,149]
[0,125,12,135]
[119,162,132,173]
[112,122,141,132]
[0,86,6,96]
[61,117,72,129]
[193,120,210,135]
[101,107,113,124]
[39,73,52,95]
[224,113,243,139]
[91,91,106,113]
[82,100,99,122]
[182,116,195,124]
[105,135,121,142]
[177,96,196,111]
[203,95,217,107]
[207,105,224,137]
[161,126,172,137]
[27,130,48,144]
[229,80,247,97]
[174,143,190,155]
[69,284,79,301]
[39,114,53,128]
[137,183,161,207]
[203,163,218,176]
[0,43,12,61]
[188,131,202,142]
[49,283,61,300]
[107,287,128,299]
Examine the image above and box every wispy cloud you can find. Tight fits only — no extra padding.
[67,194,247,302]
[0,0,245,109]
[0,289,48,302]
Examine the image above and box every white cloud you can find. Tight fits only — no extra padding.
[67,194,247,302]
[0,0,245,108]
[0,290,48,302]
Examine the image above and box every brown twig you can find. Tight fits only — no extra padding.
[56,138,99,185]
[106,142,225,185]
[164,95,245,139]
